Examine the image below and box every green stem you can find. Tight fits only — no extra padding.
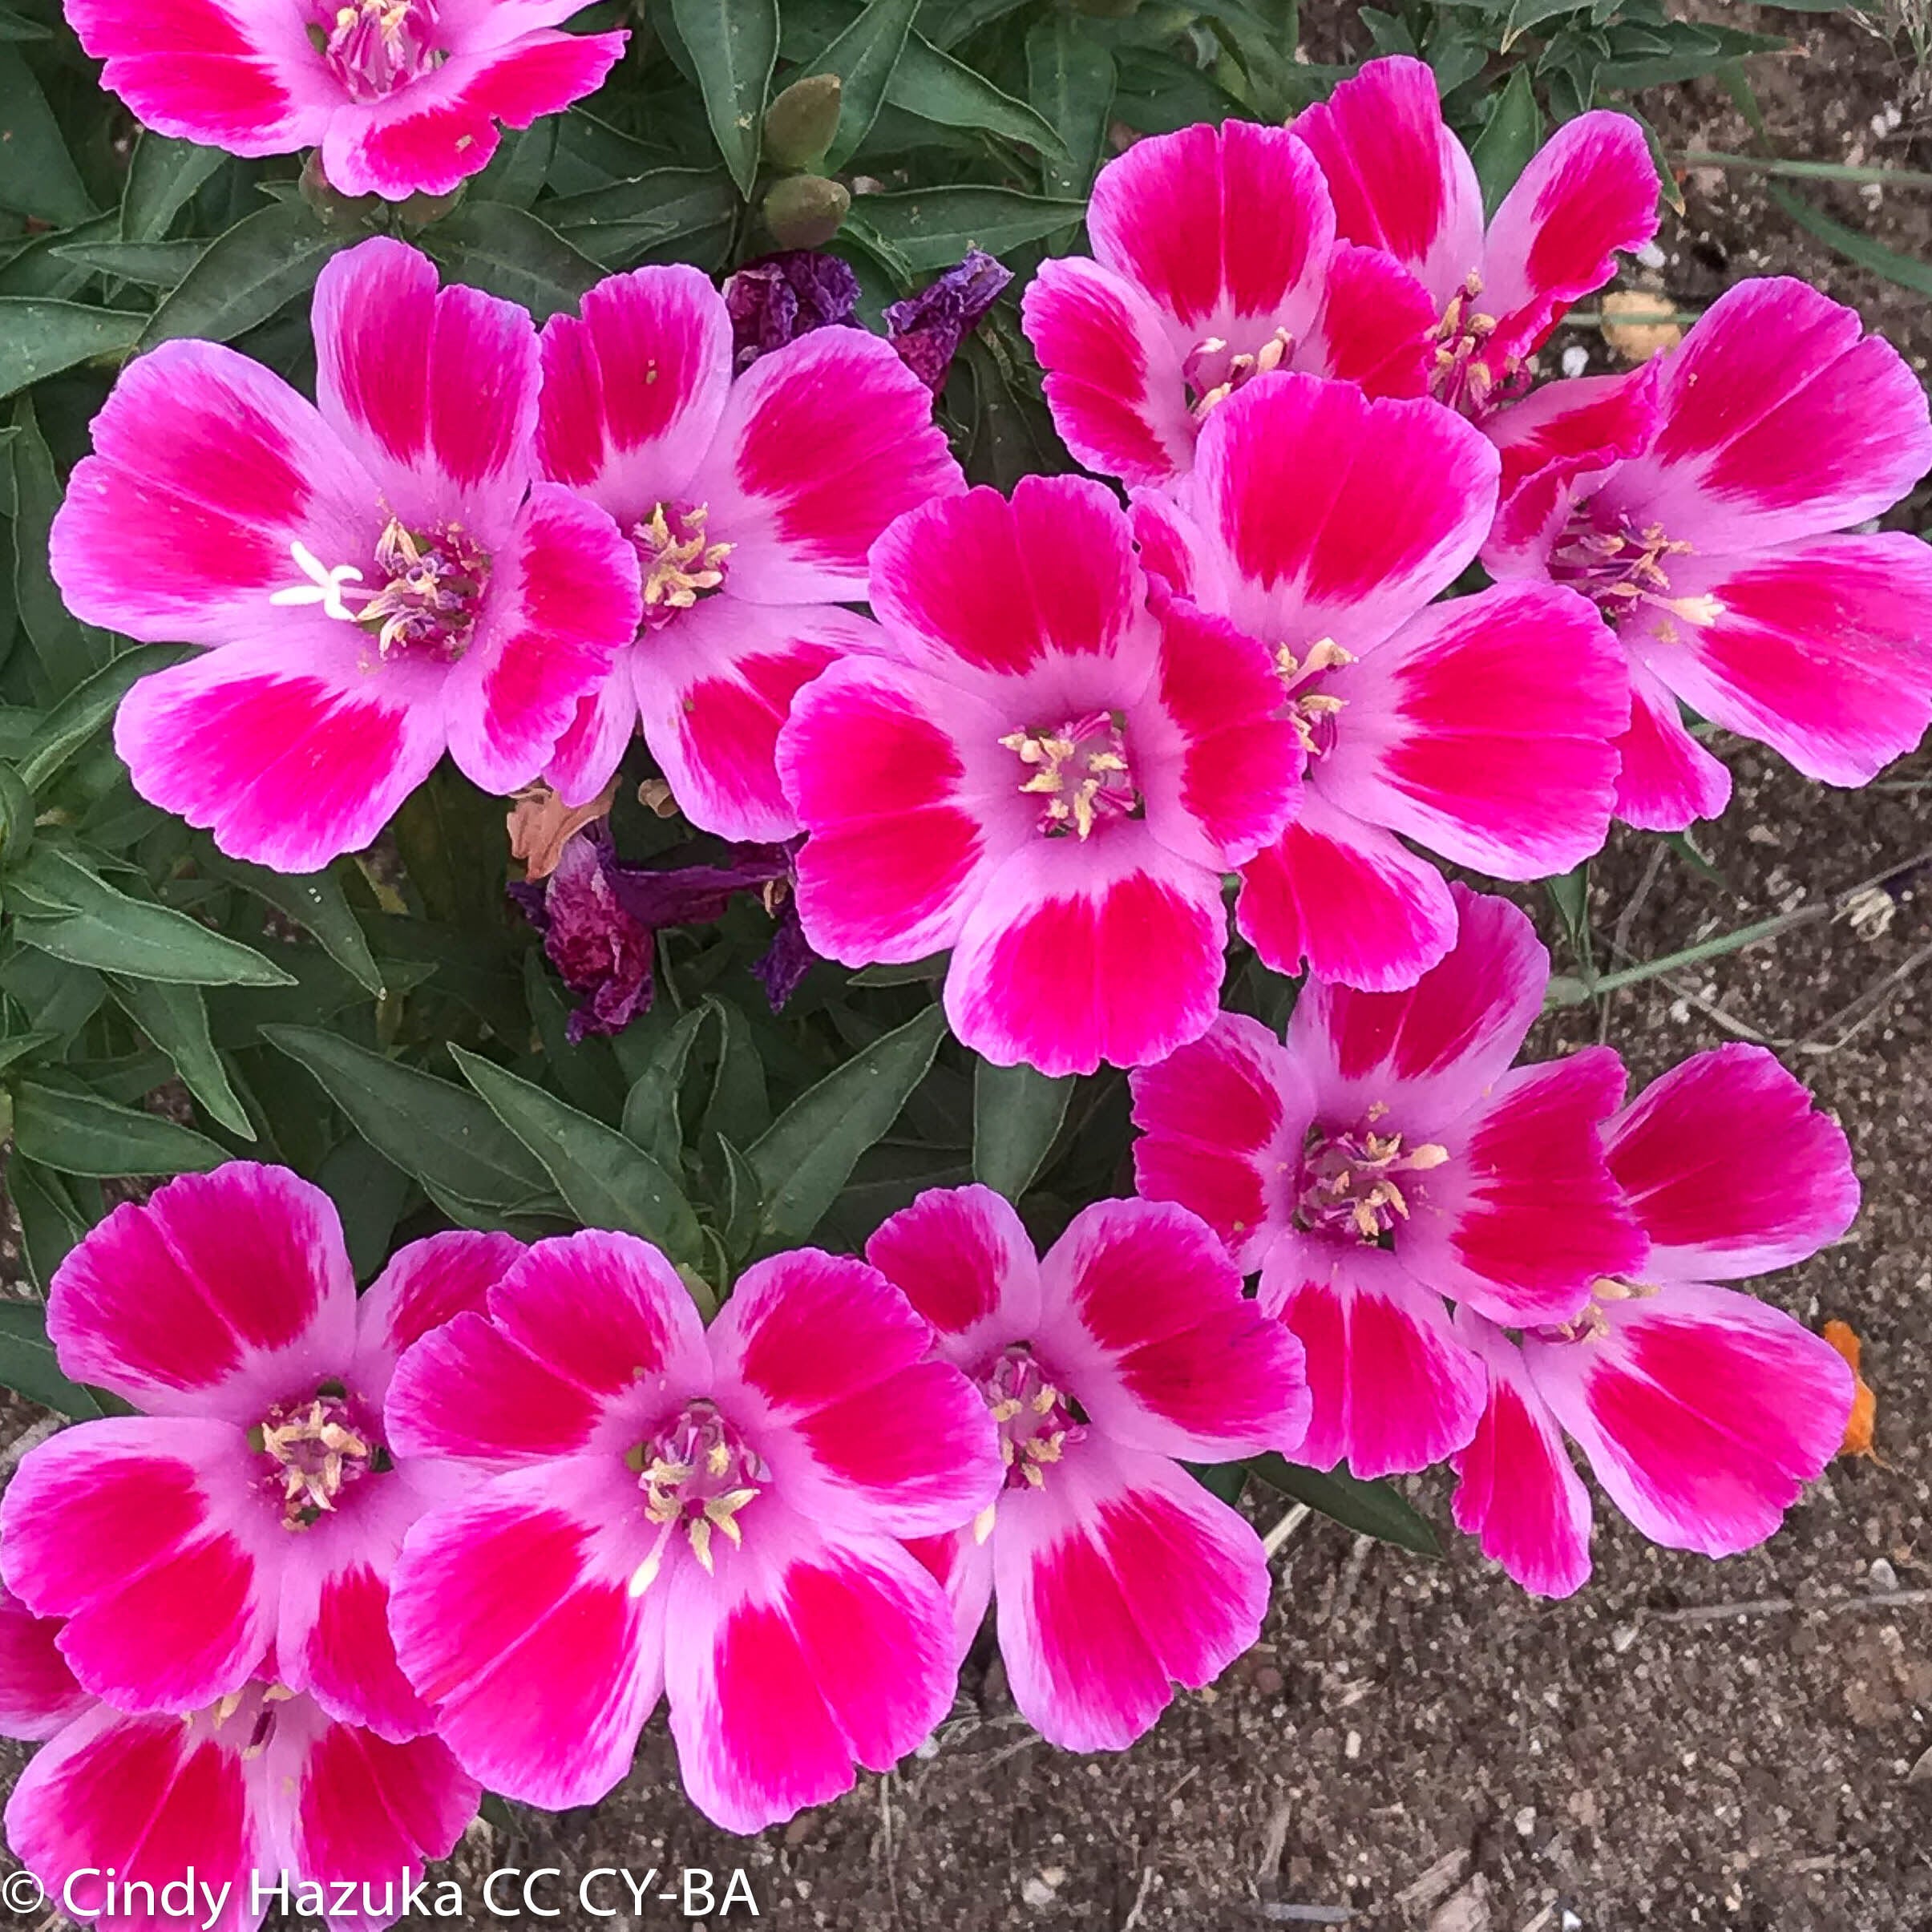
[1673,149,1932,189]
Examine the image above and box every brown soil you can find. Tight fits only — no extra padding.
[10,6,1932,1929]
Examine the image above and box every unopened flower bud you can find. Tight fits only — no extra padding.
[763,72,843,171]
[298,149,380,232]
[761,173,851,249]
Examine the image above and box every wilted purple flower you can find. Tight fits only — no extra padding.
[884,249,1013,391]
[512,827,817,1039]
[721,250,861,370]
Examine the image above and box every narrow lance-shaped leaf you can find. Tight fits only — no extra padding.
[140,200,353,349]
[200,847,386,996]
[10,1079,228,1178]
[1247,1453,1444,1557]
[622,1004,712,1170]
[1470,65,1542,221]
[263,1025,556,1211]
[972,1058,1073,1202]
[843,185,1085,272]
[0,49,95,227]
[672,0,779,196]
[451,1045,705,1271]
[16,645,191,792]
[0,1300,107,1418]
[121,131,227,241]
[807,0,922,169]
[6,1159,87,1296]
[10,396,111,689]
[746,1003,948,1247]
[0,301,143,402]
[893,32,1067,157]
[1025,14,1114,201]
[424,202,602,321]
[103,976,254,1140]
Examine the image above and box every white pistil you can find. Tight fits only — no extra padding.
[270,540,366,620]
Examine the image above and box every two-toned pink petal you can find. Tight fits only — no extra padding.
[348,1228,525,1409]
[991,1436,1270,1751]
[1259,1239,1485,1478]
[945,831,1227,1076]
[1611,659,1733,832]
[535,264,734,525]
[1313,580,1629,879]
[865,1183,1045,1373]
[1449,1314,1592,1599]
[1526,1283,1854,1558]
[47,1162,355,1421]
[0,1586,91,1744]
[1606,1045,1859,1282]
[1033,1199,1309,1461]
[1129,1011,1312,1274]
[1296,240,1438,400]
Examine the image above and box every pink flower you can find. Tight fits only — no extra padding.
[382,1231,1001,1831]
[1135,371,1629,992]
[865,1187,1308,1751]
[1451,1045,1860,1597]
[776,474,1303,1073]
[1021,118,1439,484]
[0,1587,475,1932]
[49,237,641,873]
[64,0,624,201]
[0,1162,521,1744]
[1294,55,1659,418]
[1130,887,1645,1479]
[535,265,964,839]
[1484,278,1932,829]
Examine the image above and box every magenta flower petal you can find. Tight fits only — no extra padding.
[347,1228,524,1411]
[2,1417,274,1712]
[1032,1199,1309,1461]
[1130,1011,1314,1275]
[1606,1045,1860,1283]
[864,1182,1045,1368]
[0,1588,91,1744]
[1293,55,1484,309]
[390,1458,666,1810]
[536,264,735,525]
[1449,1312,1593,1599]
[990,1436,1270,1752]
[709,1248,1001,1540]
[46,1164,355,1421]
[689,326,965,604]
[1482,359,1663,507]
[1480,109,1663,358]
[1525,1282,1853,1559]
[1315,581,1629,879]
[1259,1239,1485,1478]
[1295,239,1437,399]
[112,634,451,872]
[664,1507,959,1833]
[1235,795,1459,992]
[313,236,539,541]
[1611,658,1734,831]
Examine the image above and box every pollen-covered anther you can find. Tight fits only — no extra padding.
[1275,637,1354,755]
[978,1344,1083,1500]
[1297,1126,1450,1243]
[634,502,733,627]
[1185,326,1295,417]
[321,0,445,102]
[1000,709,1139,840]
[626,1399,769,1592]
[1549,510,1721,636]
[251,1384,382,1530]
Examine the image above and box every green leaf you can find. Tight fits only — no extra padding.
[1502,0,1590,49]
[843,186,1086,271]
[11,395,108,690]
[0,51,95,227]
[1470,67,1542,220]
[895,32,1066,157]
[264,1025,556,1211]
[0,1029,55,1073]
[0,1299,106,1417]
[7,1158,86,1294]
[1544,861,1591,975]
[672,0,778,196]
[806,0,922,168]
[103,976,254,1139]
[313,1135,414,1282]
[424,201,602,320]
[200,849,385,996]
[0,299,142,402]
[0,7,51,40]
[1247,1453,1443,1557]
[10,845,297,988]
[451,1045,704,1269]
[1025,15,1114,201]
[469,118,556,209]
[140,200,351,348]
[121,131,227,241]
[917,0,1029,49]
[746,1002,947,1245]
[1765,180,1932,297]
[622,1002,711,1168]
[10,1079,227,1177]
[544,168,742,267]
[15,644,189,791]
[701,999,770,1149]
[51,238,205,290]
[971,1058,1073,1202]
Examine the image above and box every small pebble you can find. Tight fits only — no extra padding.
[1870,1557,1900,1595]
[1560,345,1590,379]
[1021,1877,1054,1908]
[1514,1805,1538,1838]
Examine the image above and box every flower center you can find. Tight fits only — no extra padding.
[250,1383,386,1530]
[269,519,490,662]
[1547,503,1723,634]
[633,502,732,629]
[1275,638,1353,758]
[1543,1274,1663,1344]
[1429,272,1531,420]
[624,1399,768,1595]
[1295,1123,1449,1244]
[967,1345,1083,1542]
[1000,709,1140,840]
[204,1681,297,1760]
[1183,326,1293,417]
[318,0,444,100]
